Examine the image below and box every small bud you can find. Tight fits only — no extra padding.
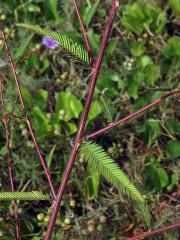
[44,215,50,222]
[87,224,95,233]
[64,217,71,225]
[70,199,76,208]
[99,215,107,223]
[37,213,45,221]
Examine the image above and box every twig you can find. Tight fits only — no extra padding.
[128,221,180,240]
[83,88,179,141]
[45,1,120,239]
[73,0,95,66]
[0,22,56,199]
[0,71,21,240]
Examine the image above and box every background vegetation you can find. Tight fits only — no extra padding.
[0,0,179,239]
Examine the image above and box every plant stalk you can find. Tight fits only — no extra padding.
[83,88,179,141]
[0,22,56,199]
[45,1,120,239]
[128,221,180,240]
[73,0,94,66]
[0,72,21,240]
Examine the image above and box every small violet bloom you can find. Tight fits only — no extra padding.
[42,36,59,49]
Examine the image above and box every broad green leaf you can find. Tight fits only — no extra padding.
[128,72,144,99]
[27,3,40,13]
[166,140,180,158]
[167,173,178,192]
[21,87,34,105]
[35,89,48,109]
[84,166,100,200]
[0,146,7,157]
[86,29,100,56]
[44,0,60,23]
[55,91,83,121]
[145,119,161,148]
[144,64,160,85]
[163,37,180,58]
[87,101,102,124]
[66,122,77,135]
[130,41,146,57]
[15,33,34,60]
[156,168,169,189]
[31,106,51,138]
[85,0,100,27]
[140,56,153,68]
[168,0,180,16]
[165,119,180,135]
[46,145,56,169]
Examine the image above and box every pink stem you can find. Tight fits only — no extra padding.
[0,22,56,199]
[45,1,120,239]
[83,88,179,141]
[73,0,95,66]
[0,71,21,239]
[128,221,180,240]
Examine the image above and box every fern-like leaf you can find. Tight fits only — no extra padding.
[54,227,64,240]
[100,96,114,123]
[80,141,151,227]
[0,191,50,201]
[16,23,90,64]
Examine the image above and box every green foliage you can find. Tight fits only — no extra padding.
[0,191,50,201]
[84,166,100,200]
[121,2,166,35]
[55,91,83,121]
[16,23,90,64]
[166,140,180,158]
[54,227,64,240]
[168,0,180,16]
[81,141,150,226]
[163,36,180,58]
[100,96,115,123]
[130,41,146,57]
[85,0,100,27]
[145,157,170,190]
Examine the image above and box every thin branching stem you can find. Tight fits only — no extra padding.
[0,72,21,240]
[83,88,180,141]
[73,0,95,66]
[45,1,120,239]
[0,22,56,199]
[128,221,180,240]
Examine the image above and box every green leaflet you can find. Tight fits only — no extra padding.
[16,23,90,64]
[80,141,151,227]
[54,227,64,240]
[0,191,50,201]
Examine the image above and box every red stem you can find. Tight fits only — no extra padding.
[0,72,21,240]
[0,22,56,199]
[128,221,180,240]
[73,0,94,66]
[45,1,120,239]
[83,88,180,141]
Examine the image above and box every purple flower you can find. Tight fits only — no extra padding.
[42,36,59,49]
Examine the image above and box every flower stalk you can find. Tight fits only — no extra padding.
[83,88,180,141]
[0,22,56,199]
[45,1,120,239]
[0,71,21,240]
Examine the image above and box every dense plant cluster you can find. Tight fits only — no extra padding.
[0,0,179,239]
